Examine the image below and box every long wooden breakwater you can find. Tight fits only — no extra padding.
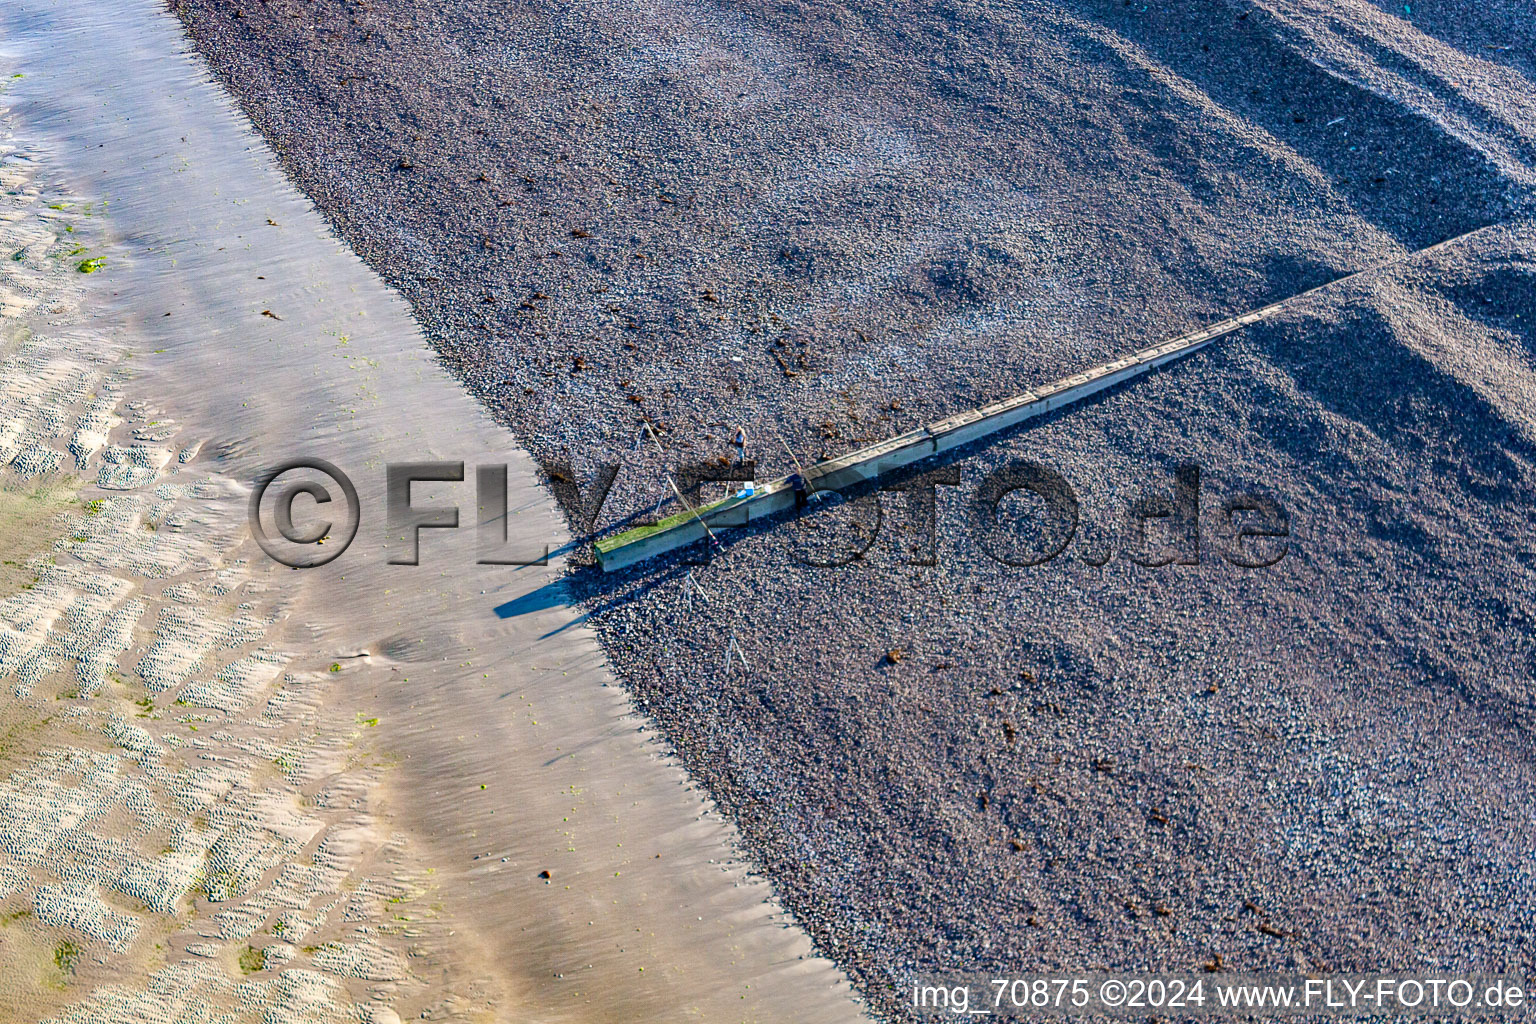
[594,229,1492,572]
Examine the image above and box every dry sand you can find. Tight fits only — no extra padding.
[165,0,1536,1019]
[0,1,864,1022]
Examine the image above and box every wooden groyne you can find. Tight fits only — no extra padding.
[594,229,1492,572]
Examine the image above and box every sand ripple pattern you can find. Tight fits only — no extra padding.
[0,105,473,1024]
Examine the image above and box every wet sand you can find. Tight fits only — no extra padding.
[0,1,863,1021]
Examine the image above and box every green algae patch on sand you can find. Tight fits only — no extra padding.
[53,940,81,976]
[0,481,80,594]
[75,257,104,273]
[237,945,265,974]
[0,915,70,1018]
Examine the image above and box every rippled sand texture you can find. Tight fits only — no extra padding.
[0,2,864,1022]
[0,110,442,1024]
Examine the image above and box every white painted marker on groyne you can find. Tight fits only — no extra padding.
[597,226,1492,572]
